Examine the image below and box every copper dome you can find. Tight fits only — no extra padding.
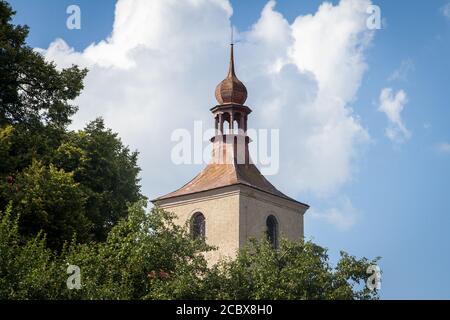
[215,44,247,105]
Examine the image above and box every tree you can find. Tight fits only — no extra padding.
[0,202,213,300]
[0,1,142,246]
[59,204,380,300]
[0,0,88,211]
[60,201,212,300]
[0,201,380,300]
[0,0,87,129]
[0,125,15,174]
[0,119,142,246]
[202,239,380,300]
[53,118,142,241]
[0,203,64,299]
[5,160,90,250]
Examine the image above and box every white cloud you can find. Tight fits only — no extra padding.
[436,142,450,154]
[309,197,358,231]
[378,88,411,142]
[441,3,450,18]
[250,0,373,195]
[39,0,375,204]
[388,59,414,82]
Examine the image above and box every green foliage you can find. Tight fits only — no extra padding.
[55,119,142,242]
[0,125,14,173]
[0,118,142,247]
[0,1,87,129]
[0,203,64,299]
[203,239,380,300]
[6,160,90,250]
[0,202,380,300]
[0,201,213,300]
[61,201,212,299]
[0,1,142,247]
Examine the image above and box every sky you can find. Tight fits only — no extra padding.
[7,0,450,299]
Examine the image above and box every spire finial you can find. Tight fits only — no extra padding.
[228,26,235,77]
[215,27,248,105]
[231,26,234,46]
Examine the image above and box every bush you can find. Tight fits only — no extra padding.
[0,203,64,299]
[0,201,380,300]
[203,239,380,300]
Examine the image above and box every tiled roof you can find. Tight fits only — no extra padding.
[155,162,308,207]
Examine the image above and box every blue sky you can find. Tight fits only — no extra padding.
[7,0,450,299]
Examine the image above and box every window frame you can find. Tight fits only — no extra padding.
[191,212,206,241]
[266,214,279,249]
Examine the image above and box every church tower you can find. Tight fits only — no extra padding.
[153,43,309,264]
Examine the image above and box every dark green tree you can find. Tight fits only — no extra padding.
[0,0,88,199]
[0,201,212,300]
[54,118,142,241]
[60,202,211,300]
[0,1,142,246]
[0,203,64,299]
[201,239,380,300]
[0,202,380,300]
[0,0,86,129]
[0,0,87,177]
[5,160,91,250]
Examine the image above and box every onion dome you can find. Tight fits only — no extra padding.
[215,44,248,105]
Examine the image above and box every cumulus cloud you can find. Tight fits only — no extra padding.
[441,3,450,18]
[309,197,358,231]
[39,0,375,211]
[378,88,411,142]
[246,0,373,195]
[436,142,450,154]
[388,59,414,82]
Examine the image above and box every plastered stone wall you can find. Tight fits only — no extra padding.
[157,186,241,265]
[238,186,305,247]
[157,185,307,265]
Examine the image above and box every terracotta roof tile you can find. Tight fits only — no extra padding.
[155,161,307,206]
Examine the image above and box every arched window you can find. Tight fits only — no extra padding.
[191,212,205,241]
[224,119,230,134]
[233,120,239,134]
[266,215,279,249]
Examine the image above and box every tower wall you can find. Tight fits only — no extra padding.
[157,186,241,265]
[238,186,306,247]
[156,185,307,265]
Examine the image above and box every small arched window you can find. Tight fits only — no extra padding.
[191,212,205,241]
[222,120,228,134]
[266,215,279,249]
